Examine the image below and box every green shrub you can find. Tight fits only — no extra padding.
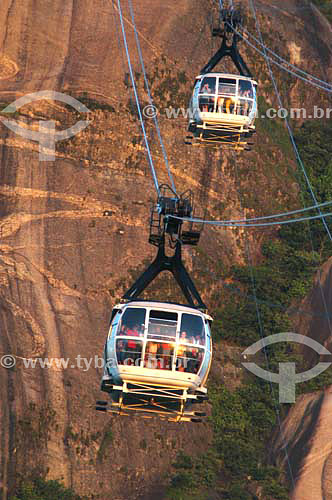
[11,478,85,500]
[312,0,332,22]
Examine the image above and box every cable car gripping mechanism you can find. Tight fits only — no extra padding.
[122,185,207,311]
[201,8,252,78]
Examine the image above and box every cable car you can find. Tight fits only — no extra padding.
[186,8,258,150]
[97,186,212,422]
[100,301,212,422]
[188,73,257,148]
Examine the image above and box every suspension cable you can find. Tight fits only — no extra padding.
[213,0,332,93]
[127,0,177,193]
[249,0,332,241]
[225,21,332,94]
[240,25,332,91]
[172,210,332,228]
[193,199,332,225]
[116,0,160,194]
[249,0,332,385]
[249,4,332,478]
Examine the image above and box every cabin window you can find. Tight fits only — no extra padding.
[216,96,237,114]
[179,314,205,346]
[147,310,177,341]
[205,321,212,352]
[199,96,215,113]
[237,99,253,116]
[116,339,143,365]
[176,346,204,374]
[218,78,237,96]
[239,80,253,98]
[118,307,145,337]
[108,310,122,339]
[199,77,216,94]
[144,341,175,370]
[110,308,122,323]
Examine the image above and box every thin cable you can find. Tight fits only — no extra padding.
[116,0,160,194]
[249,0,332,241]
[226,22,332,94]
[215,0,332,92]
[240,25,332,91]
[111,0,131,86]
[245,236,296,488]
[191,199,332,225]
[127,0,177,193]
[230,149,296,488]
[214,0,332,92]
[249,0,332,418]
[172,210,332,228]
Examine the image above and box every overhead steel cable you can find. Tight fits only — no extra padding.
[212,0,332,91]
[244,236,296,489]
[229,147,297,490]
[127,0,177,194]
[213,0,332,92]
[239,25,332,91]
[172,210,332,228]
[224,21,332,94]
[248,0,332,396]
[248,0,332,241]
[180,199,332,225]
[116,0,160,195]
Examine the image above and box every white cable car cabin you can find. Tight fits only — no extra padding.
[100,300,212,422]
[188,73,257,149]
[186,8,258,150]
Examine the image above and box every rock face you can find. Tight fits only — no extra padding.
[273,258,332,500]
[0,0,332,499]
[273,388,332,500]
[293,257,332,362]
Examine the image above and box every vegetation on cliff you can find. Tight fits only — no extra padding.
[11,478,85,500]
[312,0,332,22]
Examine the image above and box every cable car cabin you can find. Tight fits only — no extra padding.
[188,73,257,150]
[100,301,213,422]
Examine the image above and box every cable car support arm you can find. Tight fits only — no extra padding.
[200,9,252,78]
[122,239,206,310]
[122,185,207,311]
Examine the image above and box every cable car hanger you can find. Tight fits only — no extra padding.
[122,184,207,311]
[201,8,252,78]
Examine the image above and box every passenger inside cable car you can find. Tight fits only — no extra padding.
[198,75,256,118]
[176,313,205,374]
[199,76,217,112]
[119,307,145,337]
[115,307,207,374]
